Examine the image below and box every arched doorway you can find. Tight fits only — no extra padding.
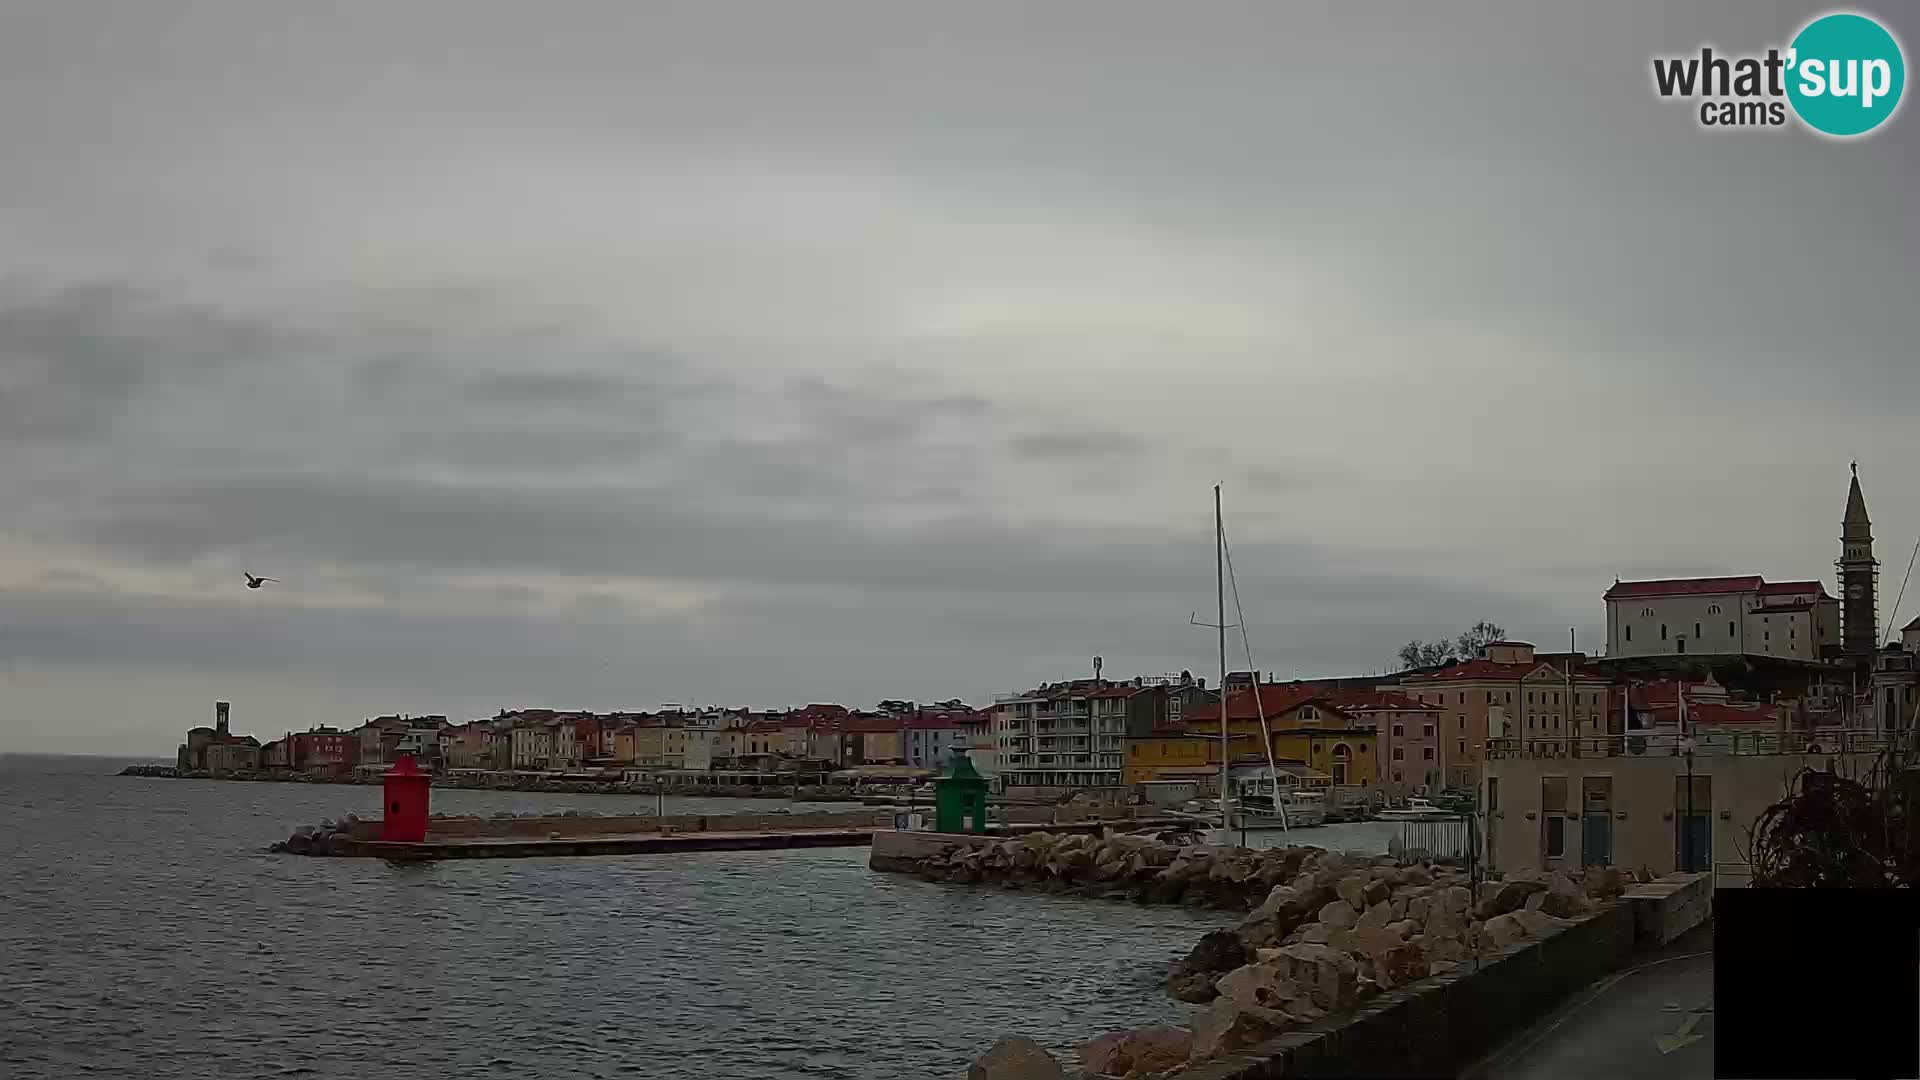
[1331,743,1352,785]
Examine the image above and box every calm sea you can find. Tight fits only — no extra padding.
[0,754,1245,1079]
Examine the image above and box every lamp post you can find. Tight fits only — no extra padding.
[1679,732,1697,872]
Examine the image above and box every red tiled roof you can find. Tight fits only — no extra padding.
[1400,659,1539,683]
[1325,689,1442,713]
[1405,657,1610,683]
[1604,575,1764,600]
[841,715,902,734]
[1758,580,1829,597]
[1185,684,1349,723]
[898,710,988,730]
[1621,679,1728,710]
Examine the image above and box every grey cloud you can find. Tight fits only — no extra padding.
[1,1,1913,750]
[458,370,649,406]
[0,282,290,446]
[1009,431,1144,462]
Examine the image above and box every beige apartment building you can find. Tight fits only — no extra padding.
[633,725,715,770]
[1396,641,1611,788]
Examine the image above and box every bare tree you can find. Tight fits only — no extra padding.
[1395,621,1507,670]
[1454,621,1507,660]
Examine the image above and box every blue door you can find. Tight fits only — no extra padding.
[1582,812,1613,867]
[1679,815,1711,872]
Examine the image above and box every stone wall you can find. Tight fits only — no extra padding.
[1177,904,1638,1079]
[961,858,1711,1078]
[1622,872,1714,947]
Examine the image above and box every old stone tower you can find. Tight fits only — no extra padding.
[1840,464,1879,657]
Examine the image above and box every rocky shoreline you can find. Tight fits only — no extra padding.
[917,834,1634,1078]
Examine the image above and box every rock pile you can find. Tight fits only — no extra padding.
[266,815,360,856]
[969,856,1632,1077]
[1131,858,1628,1072]
[908,833,1328,909]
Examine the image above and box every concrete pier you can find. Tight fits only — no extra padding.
[334,827,882,861]
[282,810,1187,861]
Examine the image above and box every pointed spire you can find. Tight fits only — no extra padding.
[1845,465,1872,531]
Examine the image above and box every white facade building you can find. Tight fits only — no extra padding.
[991,681,1128,790]
[1604,576,1838,661]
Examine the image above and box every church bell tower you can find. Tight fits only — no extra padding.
[1839,463,1879,657]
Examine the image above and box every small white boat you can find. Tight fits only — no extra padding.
[1375,797,1455,822]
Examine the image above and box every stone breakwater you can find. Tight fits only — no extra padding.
[931,834,1636,1079]
[904,830,1295,909]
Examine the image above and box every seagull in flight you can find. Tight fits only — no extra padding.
[244,573,278,589]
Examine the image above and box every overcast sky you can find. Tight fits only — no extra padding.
[3,1,1916,754]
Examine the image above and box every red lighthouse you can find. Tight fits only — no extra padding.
[381,756,431,843]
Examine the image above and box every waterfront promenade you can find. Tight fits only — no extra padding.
[1467,924,1713,1080]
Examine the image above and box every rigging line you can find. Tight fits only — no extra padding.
[1889,534,1920,638]
[1221,522,1285,818]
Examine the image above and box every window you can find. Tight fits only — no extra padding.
[1392,724,1404,736]
[1694,622,1701,639]
[1394,770,1403,782]
[1458,693,1465,705]
[1642,606,1654,617]
[1393,748,1405,760]
[1505,691,1512,704]
[1528,692,1535,705]
[1661,624,1668,640]
[1422,724,1434,737]
[1422,747,1435,760]
[1764,631,1770,642]
[1728,621,1735,637]
[1300,706,1316,720]
[1458,740,1466,756]
[1707,604,1721,614]
[1625,625,1632,641]
[1553,692,1560,705]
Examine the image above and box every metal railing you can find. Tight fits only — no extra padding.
[1486,729,1899,760]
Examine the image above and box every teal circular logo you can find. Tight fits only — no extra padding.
[1787,12,1906,137]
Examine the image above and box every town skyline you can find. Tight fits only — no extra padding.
[4,1,1915,755]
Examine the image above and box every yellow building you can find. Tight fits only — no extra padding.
[1189,685,1380,787]
[610,727,637,765]
[1267,730,1377,787]
[1122,730,1219,784]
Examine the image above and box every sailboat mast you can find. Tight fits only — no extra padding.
[1217,484,1230,832]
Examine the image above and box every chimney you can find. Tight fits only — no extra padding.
[215,701,231,737]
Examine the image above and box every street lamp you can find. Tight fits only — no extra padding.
[1679,733,1697,871]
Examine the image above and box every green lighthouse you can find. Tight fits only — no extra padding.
[933,744,990,834]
